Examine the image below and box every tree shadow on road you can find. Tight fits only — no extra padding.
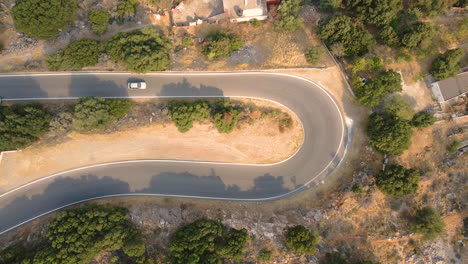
[159,78,224,97]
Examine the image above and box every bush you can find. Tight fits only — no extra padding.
[409,0,446,17]
[216,228,250,260]
[182,36,193,46]
[319,0,343,11]
[72,96,114,131]
[212,100,240,133]
[344,0,402,26]
[46,38,104,71]
[375,164,420,197]
[399,22,434,49]
[410,207,445,240]
[107,27,171,72]
[318,15,376,57]
[274,0,304,32]
[353,70,402,107]
[258,249,273,261]
[107,99,132,119]
[366,112,413,155]
[431,48,464,80]
[169,219,249,264]
[446,140,460,154]
[168,100,210,132]
[118,0,138,17]
[383,95,415,121]
[411,111,436,128]
[89,9,110,35]
[304,46,324,64]
[123,232,146,263]
[284,225,320,255]
[379,26,400,46]
[201,30,243,59]
[12,0,77,40]
[351,183,364,194]
[0,104,50,151]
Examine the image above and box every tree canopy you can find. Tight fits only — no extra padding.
[168,100,211,132]
[89,9,110,36]
[344,0,403,26]
[318,15,376,57]
[284,225,320,255]
[366,112,413,155]
[274,0,304,32]
[411,111,436,128]
[212,100,239,134]
[375,164,420,197]
[431,48,464,80]
[0,104,50,151]
[12,0,77,40]
[72,97,131,131]
[353,70,402,107]
[46,39,104,71]
[107,27,171,72]
[410,207,445,240]
[201,30,243,60]
[383,95,415,121]
[400,22,434,49]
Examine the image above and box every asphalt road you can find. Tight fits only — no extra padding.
[0,72,346,235]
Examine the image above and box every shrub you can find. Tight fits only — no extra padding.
[324,252,349,264]
[366,112,413,155]
[399,22,434,49]
[216,228,250,260]
[123,232,146,263]
[212,100,239,133]
[351,183,364,194]
[89,9,110,35]
[353,70,402,107]
[304,46,324,64]
[72,96,114,131]
[319,0,343,11]
[201,30,243,59]
[46,38,104,71]
[278,113,293,132]
[430,48,464,80]
[318,15,376,57]
[375,164,420,197]
[107,27,171,72]
[182,36,193,46]
[411,111,436,128]
[344,0,402,26]
[410,207,445,240]
[168,100,210,132]
[409,0,446,17]
[274,0,304,32]
[284,225,319,255]
[446,140,460,154]
[12,0,77,40]
[250,18,260,27]
[379,26,400,46]
[258,249,273,261]
[118,0,138,17]
[107,99,133,119]
[383,95,415,121]
[0,104,50,151]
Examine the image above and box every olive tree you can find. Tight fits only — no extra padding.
[431,48,464,80]
[375,164,420,197]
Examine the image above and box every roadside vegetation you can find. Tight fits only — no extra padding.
[46,39,104,71]
[201,30,243,60]
[89,9,111,36]
[284,225,320,255]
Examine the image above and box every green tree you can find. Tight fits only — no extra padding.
[123,232,146,263]
[72,96,114,131]
[216,228,250,260]
[379,26,400,46]
[318,15,376,57]
[169,219,223,264]
[107,99,133,119]
[107,28,171,72]
[274,0,304,32]
[12,0,77,40]
[257,249,273,262]
[400,22,434,49]
[383,95,415,121]
[305,46,324,64]
[410,207,445,240]
[409,0,446,17]
[319,0,343,12]
[353,70,402,107]
[411,111,436,128]
[284,225,320,255]
[118,0,138,17]
[446,140,460,154]
[89,9,110,35]
[431,48,464,80]
[366,112,413,155]
[344,0,403,26]
[201,30,243,60]
[0,104,50,151]
[168,100,210,132]
[46,39,104,71]
[375,164,420,197]
[212,100,239,134]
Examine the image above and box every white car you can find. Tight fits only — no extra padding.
[127,81,146,89]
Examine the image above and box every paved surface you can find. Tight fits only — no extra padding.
[0,72,346,234]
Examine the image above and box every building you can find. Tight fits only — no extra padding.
[431,72,468,102]
[223,0,268,23]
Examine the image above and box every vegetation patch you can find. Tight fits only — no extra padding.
[274,0,304,32]
[201,31,243,60]
[46,39,104,71]
[89,9,111,36]
[284,225,320,255]
[430,48,464,80]
[375,164,420,197]
[352,70,402,107]
[168,100,211,132]
[410,207,445,241]
[212,100,240,134]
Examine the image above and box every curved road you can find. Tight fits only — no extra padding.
[0,72,346,235]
